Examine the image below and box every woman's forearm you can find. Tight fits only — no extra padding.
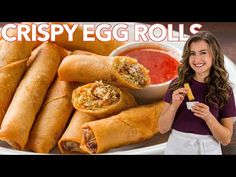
[158,104,178,134]
[205,116,233,146]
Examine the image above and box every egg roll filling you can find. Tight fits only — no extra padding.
[62,141,81,152]
[113,57,150,88]
[83,128,97,153]
[73,81,120,111]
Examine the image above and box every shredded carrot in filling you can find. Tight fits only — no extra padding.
[74,81,120,110]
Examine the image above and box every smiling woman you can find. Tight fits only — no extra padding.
[188,40,213,80]
[159,30,236,155]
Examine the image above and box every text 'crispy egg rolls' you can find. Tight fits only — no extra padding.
[58,111,97,154]
[58,54,150,89]
[72,81,137,118]
[51,22,125,56]
[26,79,78,153]
[0,42,61,150]
[0,33,40,125]
[80,101,165,154]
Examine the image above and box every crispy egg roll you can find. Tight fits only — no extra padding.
[80,101,165,154]
[28,44,71,67]
[51,22,125,56]
[72,81,137,118]
[184,83,195,101]
[57,46,72,60]
[0,59,27,125]
[58,54,150,89]
[58,111,97,154]
[26,79,77,153]
[0,42,61,150]
[27,43,43,67]
[71,50,95,56]
[0,23,41,68]
[0,29,40,125]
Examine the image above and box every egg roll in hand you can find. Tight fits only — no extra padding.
[58,54,150,89]
[184,83,195,101]
[80,101,165,154]
[72,81,137,118]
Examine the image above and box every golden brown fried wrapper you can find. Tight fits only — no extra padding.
[58,54,150,89]
[72,81,137,118]
[58,111,97,154]
[0,27,40,125]
[71,50,95,56]
[26,79,78,153]
[80,101,164,154]
[0,42,61,150]
[0,59,27,125]
[27,43,71,68]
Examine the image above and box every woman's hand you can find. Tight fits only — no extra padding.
[191,102,233,146]
[171,88,187,108]
[191,103,213,122]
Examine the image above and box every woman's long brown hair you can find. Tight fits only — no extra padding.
[169,31,231,109]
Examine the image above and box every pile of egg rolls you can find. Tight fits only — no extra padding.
[0,22,164,154]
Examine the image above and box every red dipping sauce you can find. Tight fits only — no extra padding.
[120,48,180,84]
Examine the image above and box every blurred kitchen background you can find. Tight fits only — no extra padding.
[161,22,236,65]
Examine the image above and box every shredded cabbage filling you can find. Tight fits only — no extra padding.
[74,81,120,110]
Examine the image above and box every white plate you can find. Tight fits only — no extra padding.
[0,132,170,155]
[1,22,236,155]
